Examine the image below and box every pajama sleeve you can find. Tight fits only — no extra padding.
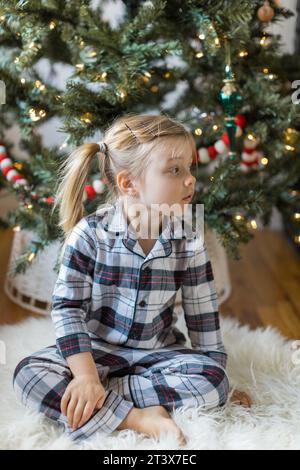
[51,217,96,359]
[181,239,228,369]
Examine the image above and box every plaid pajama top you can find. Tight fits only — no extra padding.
[51,198,227,369]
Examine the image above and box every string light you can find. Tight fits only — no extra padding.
[235,214,244,221]
[198,33,205,40]
[163,72,171,79]
[294,213,300,221]
[49,20,57,30]
[260,34,268,47]
[289,189,300,197]
[75,63,84,71]
[194,128,203,136]
[13,226,21,232]
[196,52,204,58]
[285,144,296,152]
[142,72,152,83]
[29,108,46,121]
[80,112,92,124]
[35,80,45,91]
[294,235,300,245]
[239,51,248,58]
[59,142,68,150]
[20,78,26,84]
[214,38,220,47]
[94,72,107,81]
[150,85,159,92]
[213,125,218,131]
[261,157,269,166]
[28,252,36,262]
[88,49,97,57]
[14,162,23,171]
[250,220,258,229]
[118,90,127,100]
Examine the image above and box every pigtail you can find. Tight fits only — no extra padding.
[52,143,102,239]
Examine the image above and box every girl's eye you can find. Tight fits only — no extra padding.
[169,165,192,175]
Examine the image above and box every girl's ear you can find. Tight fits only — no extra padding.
[117,170,138,196]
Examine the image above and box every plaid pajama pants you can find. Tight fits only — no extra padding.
[13,338,229,442]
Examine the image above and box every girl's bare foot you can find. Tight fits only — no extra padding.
[117,405,187,448]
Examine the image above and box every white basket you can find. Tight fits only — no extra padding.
[4,229,62,315]
[5,226,231,316]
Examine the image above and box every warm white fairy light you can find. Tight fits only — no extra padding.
[29,108,46,121]
[35,80,45,91]
[235,214,244,221]
[13,226,21,232]
[261,157,269,165]
[214,38,220,47]
[198,33,205,40]
[250,220,258,229]
[260,35,267,46]
[213,125,218,131]
[194,128,203,136]
[239,51,248,57]
[20,78,26,84]
[59,141,68,150]
[294,213,300,221]
[75,63,84,71]
[294,235,300,245]
[28,252,36,262]
[49,20,57,30]
[285,144,296,152]
[196,52,204,58]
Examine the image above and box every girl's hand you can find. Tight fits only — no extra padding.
[229,388,252,408]
[61,374,107,430]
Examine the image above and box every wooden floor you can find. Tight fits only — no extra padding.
[1,228,300,339]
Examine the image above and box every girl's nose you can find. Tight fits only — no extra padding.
[185,174,196,186]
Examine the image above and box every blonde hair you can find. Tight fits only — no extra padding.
[52,113,197,240]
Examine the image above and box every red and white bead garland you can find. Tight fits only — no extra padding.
[197,114,262,172]
[84,177,107,199]
[0,144,28,187]
[0,142,107,202]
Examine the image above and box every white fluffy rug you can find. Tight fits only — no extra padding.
[1,313,300,450]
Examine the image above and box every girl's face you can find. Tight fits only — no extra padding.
[136,137,196,210]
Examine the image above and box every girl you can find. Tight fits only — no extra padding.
[13,114,251,448]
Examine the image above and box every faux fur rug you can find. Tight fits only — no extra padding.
[1,312,300,450]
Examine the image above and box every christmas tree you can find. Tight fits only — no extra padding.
[0,0,300,276]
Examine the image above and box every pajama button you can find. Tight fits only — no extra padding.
[139,300,146,307]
